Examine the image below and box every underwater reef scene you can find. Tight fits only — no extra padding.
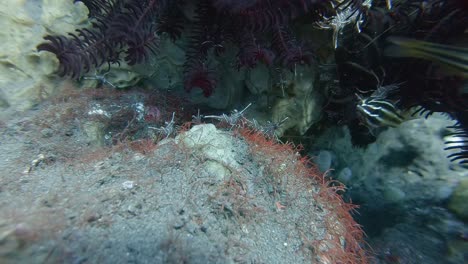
[0,0,467,263]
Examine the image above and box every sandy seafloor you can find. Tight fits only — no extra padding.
[0,86,368,264]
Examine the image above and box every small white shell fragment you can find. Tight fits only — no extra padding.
[122,180,135,190]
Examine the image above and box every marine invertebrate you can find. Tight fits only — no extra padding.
[316,0,371,49]
[271,24,314,68]
[37,0,468,162]
[149,112,177,138]
[38,0,323,96]
[204,103,252,128]
[38,0,161,78]
[444,116,468,165]
[321,0,468,162]
[81,70,117,88]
